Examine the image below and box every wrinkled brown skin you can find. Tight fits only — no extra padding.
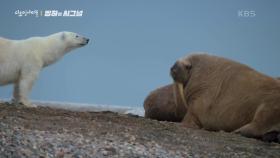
[144,84,187,122]
[170,53,280,139]
[144,77,280,123]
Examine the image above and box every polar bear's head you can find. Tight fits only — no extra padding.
[60,31,90,51]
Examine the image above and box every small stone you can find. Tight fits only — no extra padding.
[56,149,65,158]
[102,150,108,156]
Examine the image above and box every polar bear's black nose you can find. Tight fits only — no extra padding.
[83,37,90,44]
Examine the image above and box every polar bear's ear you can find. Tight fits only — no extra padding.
[61,32,66,41]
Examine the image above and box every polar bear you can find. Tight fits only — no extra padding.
[0,32,89,107]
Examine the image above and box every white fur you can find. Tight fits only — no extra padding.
[0,32,89,107]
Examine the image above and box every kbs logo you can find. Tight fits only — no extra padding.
[238,10,256,18]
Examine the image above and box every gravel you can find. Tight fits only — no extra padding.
[0,103,280,158]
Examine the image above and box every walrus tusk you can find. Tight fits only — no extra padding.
[173,82,188,111]
[173,83,178,109]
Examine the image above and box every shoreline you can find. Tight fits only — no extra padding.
[0,99,145,116]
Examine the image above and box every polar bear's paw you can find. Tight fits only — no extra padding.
[12,99,37,108]
[20,102,38,108]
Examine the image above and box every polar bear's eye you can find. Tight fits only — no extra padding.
[75,35,79,38]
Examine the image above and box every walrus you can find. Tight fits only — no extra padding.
[170,53,280,140]
[144,84,187,122]
[144,76,280,122]
[145,80,280,124]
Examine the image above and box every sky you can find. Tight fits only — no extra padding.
[0,0,279,107]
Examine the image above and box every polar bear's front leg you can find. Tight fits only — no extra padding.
[12,81,20,103]
[16,68,40,107]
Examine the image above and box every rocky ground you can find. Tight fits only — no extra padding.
[0,103,280,158]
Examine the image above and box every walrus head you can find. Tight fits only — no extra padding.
[170,59,192,85]
[170,58,192,110]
